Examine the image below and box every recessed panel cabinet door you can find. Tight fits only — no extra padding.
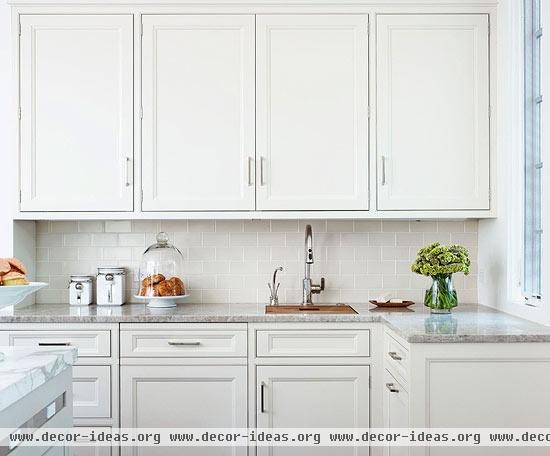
[256,365,370,456]
[141,15,255,211]
[376,14,490,211]
[256,15,369,211]
[20,15,134,212]
[120,364,247,456]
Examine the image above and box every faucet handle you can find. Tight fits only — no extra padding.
[268,266,283,305]
[311,277,325,295]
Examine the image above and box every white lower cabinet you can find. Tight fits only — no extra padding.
[256,365,370,456]
[73,427,115,456]
[120,364,247,456]
[73,366,112,419]
[383,370,409,456]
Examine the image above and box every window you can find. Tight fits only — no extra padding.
[523,0,543,299]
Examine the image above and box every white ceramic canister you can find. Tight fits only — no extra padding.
[96,267,126,306]
[69,275,93,306]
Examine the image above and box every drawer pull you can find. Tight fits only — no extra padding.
[167,341,201,346]
[388,351,402,361]
[386,383,399,393]
[38,342,71,346]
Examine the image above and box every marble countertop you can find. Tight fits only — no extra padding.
[0,346,77,412]
[2,302,550,344]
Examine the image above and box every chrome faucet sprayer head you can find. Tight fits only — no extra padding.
[305,224,314,265]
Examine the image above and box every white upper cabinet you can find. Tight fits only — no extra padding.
[19,15,134,212]
[256,15,370,211]
[376,14,490,211]
[141,15,255,211]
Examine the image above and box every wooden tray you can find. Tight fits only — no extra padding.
[369,300,414,308]
[265,304,357,314]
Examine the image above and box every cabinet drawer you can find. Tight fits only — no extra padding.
[256,329,370,357]
[1,330,111,357]
[73,366,112,419]
[384,333,409,380]
[120,329,247,357]
[73,427,114,456]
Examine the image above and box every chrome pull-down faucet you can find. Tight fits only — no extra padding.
[303,224,325,304]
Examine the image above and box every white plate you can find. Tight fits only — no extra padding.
[0,282,48,309]
[133,294,190,308]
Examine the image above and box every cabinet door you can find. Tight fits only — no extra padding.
[383,370,409,456]
[256,15,369,211]
[72,365,111,419]
[141,15,255,211]
[376,14,490,211]
[256,365,369,456]
[120,364,247,456]
[20,15,134,212]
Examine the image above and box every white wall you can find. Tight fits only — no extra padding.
[0,1,15,256]
[478,0,550,325]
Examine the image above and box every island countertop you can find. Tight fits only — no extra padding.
[0,346,77,412]
[1,302,550,344]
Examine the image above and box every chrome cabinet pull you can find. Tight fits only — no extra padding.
[38,342,71,346]
[381,156,387,186]
[125,157,131,187]
[260,157,266,186]
[260,382,266,413]
[167,341,201,346]
[247,157,254,186]
[388,351,402,361]
[386,383,399,393]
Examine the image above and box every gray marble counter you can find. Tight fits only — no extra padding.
[0,346,77,412]
[1,302,550,344]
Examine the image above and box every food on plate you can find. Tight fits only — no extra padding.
[7,258,27,275]
[0,259,10,275]
[0,258,29,286]
[141,273,165,288]
[139,275,185,297]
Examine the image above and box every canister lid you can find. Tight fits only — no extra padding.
[97,267,126,275]
[70,274,93,282]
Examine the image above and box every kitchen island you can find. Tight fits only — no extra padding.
[0,346,77,455]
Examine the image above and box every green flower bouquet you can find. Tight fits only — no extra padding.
[411,243,470,313]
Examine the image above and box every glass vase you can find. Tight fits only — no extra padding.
[424,275,458,313]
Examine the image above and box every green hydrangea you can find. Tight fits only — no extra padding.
[411,242,470,278]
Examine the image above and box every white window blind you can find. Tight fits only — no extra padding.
[524,0,543,298]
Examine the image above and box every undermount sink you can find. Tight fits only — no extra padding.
[265,304,357,314]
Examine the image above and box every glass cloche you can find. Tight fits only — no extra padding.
[134,232,188,308]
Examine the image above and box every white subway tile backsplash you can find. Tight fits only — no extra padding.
[215,220,244,232]
[34,219,478,305]
[410,221,437,232]
[188,220,215,232]
[49,247,78,260]
[92,233,118,247]
[51,221,78,233]
[103,247,132,261]
[202,233,230,247]
[382,221,410,232]
[327,220,353,232]
[118,233,146,247]
[244,220,270,232]
[78,221,104,233]
[105,220,132,233]
[369,233,396,246]
[37,234,63,247]
[354,220,381,232]
[271,220,299,232]
[63,233,91,246]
